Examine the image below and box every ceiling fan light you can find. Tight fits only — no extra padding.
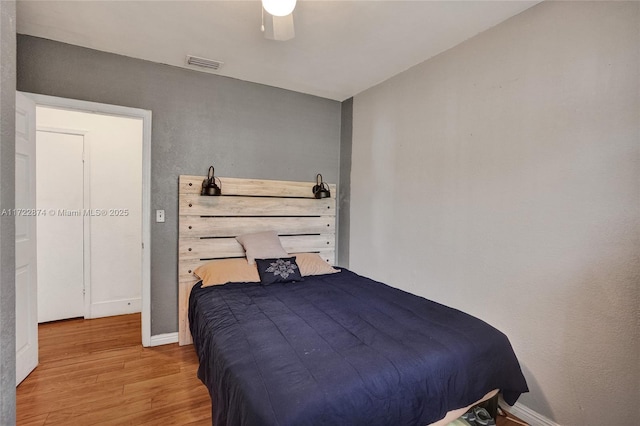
[262,0,297,17]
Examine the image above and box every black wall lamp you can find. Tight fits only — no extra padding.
[201,166,222,196]
[312,174,331,199]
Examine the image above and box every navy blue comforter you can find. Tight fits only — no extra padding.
[189,269,528,426]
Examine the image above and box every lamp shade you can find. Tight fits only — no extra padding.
[262,0,297,17]
[201,166,222,196]
[312,174,331,199]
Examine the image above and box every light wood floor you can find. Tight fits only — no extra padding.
[17,313,211,425]
[17,313,525,426]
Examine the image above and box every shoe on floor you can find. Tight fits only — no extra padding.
[472,406,496,426]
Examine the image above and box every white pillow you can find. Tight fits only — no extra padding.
[235,231,288,265]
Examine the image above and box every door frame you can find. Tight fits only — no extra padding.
[24,92,152,347]
[36,126,91,319]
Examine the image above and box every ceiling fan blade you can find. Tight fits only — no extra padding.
[263,13,295,41]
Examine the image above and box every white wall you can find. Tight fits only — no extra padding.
[36,106,143,318]
[350,2,639,425]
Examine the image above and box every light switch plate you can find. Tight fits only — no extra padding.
[156,209,165,223]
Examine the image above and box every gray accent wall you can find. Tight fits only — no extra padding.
[337,98,352,267]
[17,35,342,335]
[350,2,639,425]
[0,1,16,424]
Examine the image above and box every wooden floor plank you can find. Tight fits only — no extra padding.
[18,384,125,420]
[31,346,143,372]
[15,412,48,426]
[16,372,100,396]
[43,396,152,425]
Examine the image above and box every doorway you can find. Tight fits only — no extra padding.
[36,107,144,322]
[21,92,152,344]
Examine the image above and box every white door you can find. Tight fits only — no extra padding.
[15,92,38,385]
[36,130,85,323]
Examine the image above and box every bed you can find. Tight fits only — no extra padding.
[178,175,528,426]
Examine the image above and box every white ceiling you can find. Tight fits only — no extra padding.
[17,1,539,101]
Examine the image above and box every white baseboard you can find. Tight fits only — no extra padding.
[149,332,179,347]
[506,402,560,426]
[89,297,141,319]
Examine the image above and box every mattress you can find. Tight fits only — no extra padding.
[189,268,528,426]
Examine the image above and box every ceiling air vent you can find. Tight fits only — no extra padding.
[186,55,224,71]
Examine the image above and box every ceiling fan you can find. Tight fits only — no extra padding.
[261,0,297,41]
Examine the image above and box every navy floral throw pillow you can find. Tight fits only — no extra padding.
[255,257,304,285]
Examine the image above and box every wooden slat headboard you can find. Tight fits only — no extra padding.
[178,175,337,345]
